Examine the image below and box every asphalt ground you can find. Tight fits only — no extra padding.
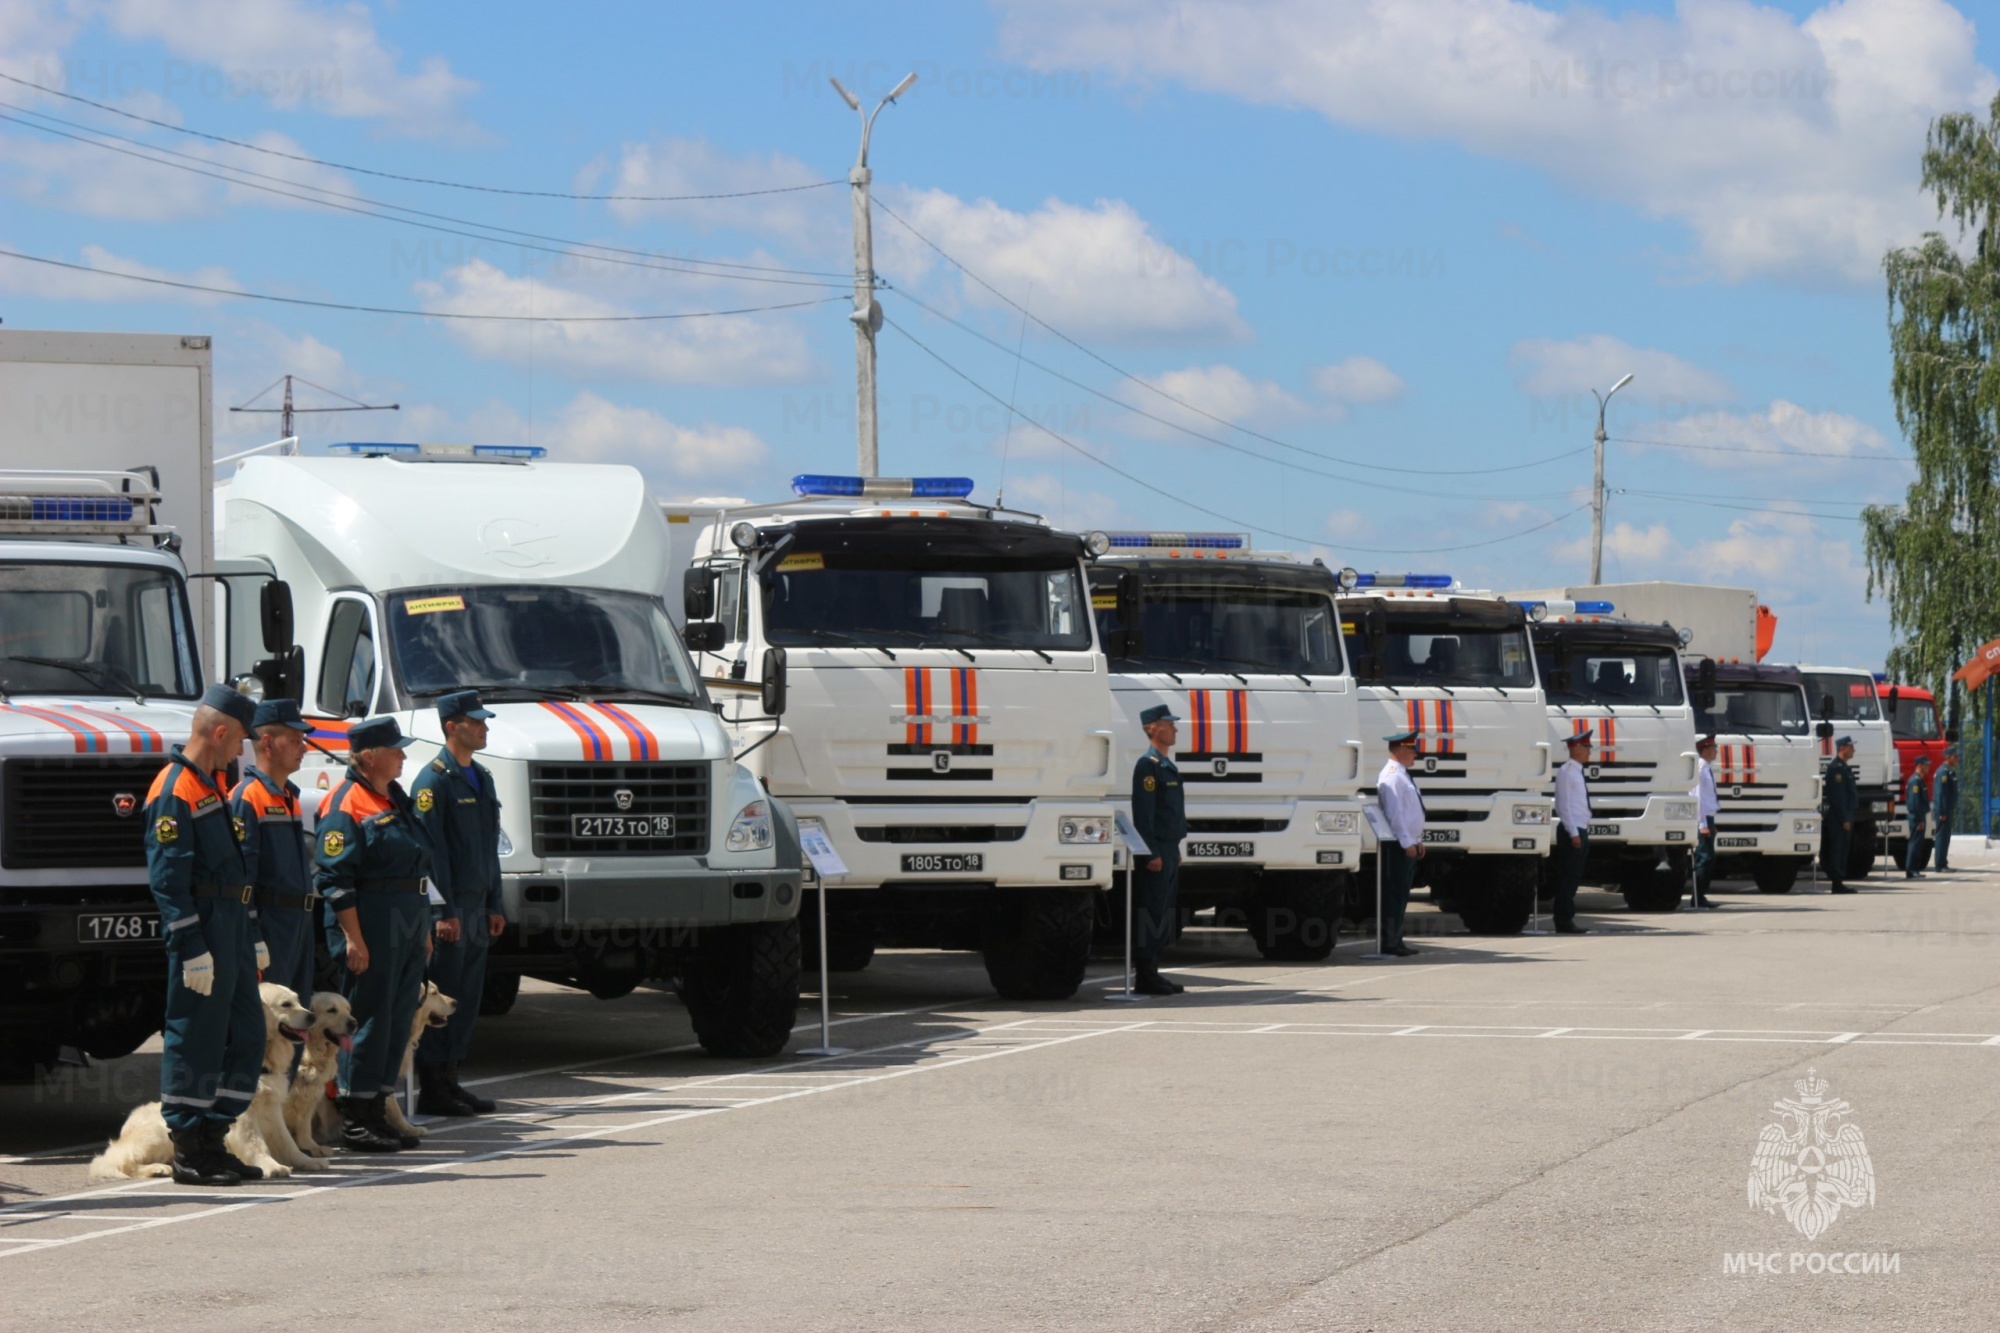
[2,859,1995,1332]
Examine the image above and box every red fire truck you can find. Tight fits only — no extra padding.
[1880,681,1949,861]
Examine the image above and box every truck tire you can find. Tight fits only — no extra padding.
[682,919,801,1058]
[1454,857,1537,935]
[1246,873,1341,962]
[1619,860,1686,913]
[982,890,1094,1001]
[802,895,876,973]
[1753,859,1799,894]
[1846,821,1878,881]
[479,970,520,1016]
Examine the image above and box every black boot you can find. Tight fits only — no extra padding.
[444,1063,495,1114]
[201,1120,263,1181]
[417,1063,475,1117]
[369,1094,423,1149]
[1134,964,1182,996]
[337,1096,402,1153]
[169,1123,240,1187]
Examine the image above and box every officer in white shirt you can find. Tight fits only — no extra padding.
[1690,734,1719,909]
[1552,730,1594,934]
[1376,729,1426,956]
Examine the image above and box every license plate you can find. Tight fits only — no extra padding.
[900,852,983,873]
[1870,803,1890,815]
[1588,823,1620,837]
[1421,829,1460,844]
[1717,835,1758,848]
[78,911,161,944]
[1185,840,1254,858]
[1316,850,1344,866]
[571,814,674,838]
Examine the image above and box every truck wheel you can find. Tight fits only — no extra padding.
[1619,860,1685,913]
[682,919,801,1058]
[1455,857,1537,935]
[1246,873,1341,962]
[479,970,521,1016]
[802,894,876,973]
[1753,859,1798,894]
[1423,858,1462,914]
[1846,821,1878,881]
[981,890,1093,1001]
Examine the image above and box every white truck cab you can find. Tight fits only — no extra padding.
[664,475,1117,1001]
[1686,660,1823,894]
[1090,533,1363,959]
[1335,575,1554,934]
[1796,665,1902,879]
[221,444,802,1057]
[1518,599,1701,911]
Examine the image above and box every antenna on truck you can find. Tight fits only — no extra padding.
[230,374,398,442]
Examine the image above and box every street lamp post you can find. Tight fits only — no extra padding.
[1590,371,1635,584]
[829,71,917,477]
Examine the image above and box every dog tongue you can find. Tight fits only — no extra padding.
[337,1035,354,1053]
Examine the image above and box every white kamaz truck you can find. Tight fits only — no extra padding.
[664,475,1117,1000]
[1685,660,1824,894]
[1334,576,1554,933]
[1796,665,1902,880]
[1517,599,1701,911]
[221,444,803,1057]
[1088,534,1363,960]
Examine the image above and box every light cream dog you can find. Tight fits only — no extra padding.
[287,990,356,1160]
[309,981,457,1146]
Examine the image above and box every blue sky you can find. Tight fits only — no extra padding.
[4,0,1996,665]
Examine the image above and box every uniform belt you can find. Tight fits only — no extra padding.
[357,878,426,895]
[191,883,254,904]
[254,888,321,911]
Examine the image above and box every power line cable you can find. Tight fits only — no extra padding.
[1616,489,1871,523]
[0,245,847,322]
[0,70,845,203]
[1609,434,1912,463]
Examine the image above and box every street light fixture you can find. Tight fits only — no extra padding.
[1590,371,1635,584]
[828,71,918,476]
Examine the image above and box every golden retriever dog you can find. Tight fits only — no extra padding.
[286,991,356,1160]
[88,983,315,1181]
[307,981,457,1146]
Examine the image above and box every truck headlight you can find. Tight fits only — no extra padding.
[1512,805,1549,825]
[1058,815,1111,844]
[726,800,774,851]
[1315,810,1357,835]
[1792,817,1819,835]
[497,827,514,857]
[1663,801,1697,822]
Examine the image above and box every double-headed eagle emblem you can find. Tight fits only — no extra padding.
[1748,1067,1875,1240]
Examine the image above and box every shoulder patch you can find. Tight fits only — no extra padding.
[416,789,436,813]
[431,758,447,773]
[154,815,179,844]
[1143,775,1157,792]
[321,829,346,857]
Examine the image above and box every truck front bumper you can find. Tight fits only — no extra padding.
[790,799,1115,891]
[1109,797,1365,875]
[1412,793,1555,857]
[1713,810,1819,857]
[503,859,801,933]
[1577,796,1700,853]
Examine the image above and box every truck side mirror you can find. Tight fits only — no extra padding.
[761,647,788,717]
[1549,666,1572,693]
[683,567,717,622]
[1882,686,1899,717]
[684,622,726,653]
[1116,571,1143,625]
[250,646,304,703]
[1820,693,1836,717]
[259,579,294,653]
[1815,720,1836,740]
[1104,627,1143,659]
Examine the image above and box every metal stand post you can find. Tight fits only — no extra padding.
[1521,834,1552,935]
[799,884,851,1057]
[1105,867,1141,1002]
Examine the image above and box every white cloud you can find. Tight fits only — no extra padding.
[0,241,241,302]
[0,127,358,221]
[415,259,819,386]
[586,138,840,245]
[0,2,82,82]
[1552,520,1675,566]
[1512,334,1736,407]
[1629,400,1893,467]
[997,0,1998,284]
[1310,355,1405,406]
[549,391,769,476]
[996,470,1129,530]
[1122,363,1305,440]
[881,187,1249,343]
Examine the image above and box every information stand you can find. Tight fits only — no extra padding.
[796,823,853,1056]
[1105,812,1152,1002]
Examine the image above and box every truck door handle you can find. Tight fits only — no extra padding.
[1344,740,1363,780]
[1534,741,1552,777]
[1089,729,1114,778]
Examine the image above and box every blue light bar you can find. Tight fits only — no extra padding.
[790,475,976,500]
[0,495,139,523]
[1575,600,1615,615]
[330,442,420,454]
[1353,573,1453,589]
[329,442,547,460]
[472,445,547,459]
[1104,531,1246,550]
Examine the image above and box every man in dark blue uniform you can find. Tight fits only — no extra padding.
[1128,702,1186,996]
[1934,752,1958,872]
[143,684,264,1186]
[1822,736,1859,894]
[1903,754,1931,880]
[231,699,316,1006]
[413,690,506,1116]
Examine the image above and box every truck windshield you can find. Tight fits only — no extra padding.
[1695,684,1810,737]
[1540,641,1684,707]
[1343,605,1536,689]
[1803,671,1882,722]
[1890,698,1940,741]
[0,560,198,698]
[1099,583,1345,677]
[762,549,1092,652]
[384,585,698,700]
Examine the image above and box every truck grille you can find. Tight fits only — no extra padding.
[528,761,710,857]
[855,825,1026,844]
[2,757,172,869]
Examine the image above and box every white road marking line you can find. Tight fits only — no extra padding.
[1827,1032,1863,1044]
[1678,1030,1713,1040]
[1538,1028,1573,1037]
[1391,1025,1430,1036]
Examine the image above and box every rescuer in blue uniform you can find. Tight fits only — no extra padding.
[413,690,506,1117]
[316,715,434,1153]
[1903,754,1931,880]
[1129,703,1187,996]
[143,684,265,1186]
[230,698,317,1006]
[1822,736,1859,893]
[1933,752,1958,872]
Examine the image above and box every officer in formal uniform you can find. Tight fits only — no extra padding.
[230,699,316,1006]
[413,690,505,1116]
[1822,736,1859,893]
[1691,734,1719,909]
[143,684,266,1186]
[1551,729,1593,934]
[1903,753,1931,880]
[1128,703,1186,995]
[1933,752,1958,872]
[1376,729,1425,956]
[316,715,434,1152]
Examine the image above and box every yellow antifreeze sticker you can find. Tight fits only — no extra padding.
[405,595,466,615]
[777,552,825,572]
[1091,592,1117,609]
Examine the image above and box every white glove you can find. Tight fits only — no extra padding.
[255,940,271,972]
[423,877,446,906]
[182,952,216,996]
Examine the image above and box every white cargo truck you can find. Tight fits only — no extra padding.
[1514,598,1701,911]
[1686,660,1823,893]
[220,444,803,1057]
[1796,665,1903,879]
[1528,582,1765,663]
[1089,534,1363,959]
[663,475,1117,1000]
[1334,576,1554,933]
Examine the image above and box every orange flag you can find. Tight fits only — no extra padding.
[1951,637,2000,691]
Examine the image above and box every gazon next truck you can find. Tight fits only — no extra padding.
[1335,576,1554,934]
[1686,661,1824,894]
[664,475,1117,1001]
[1797,665,1901,880]
[1089,533,1364,960]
